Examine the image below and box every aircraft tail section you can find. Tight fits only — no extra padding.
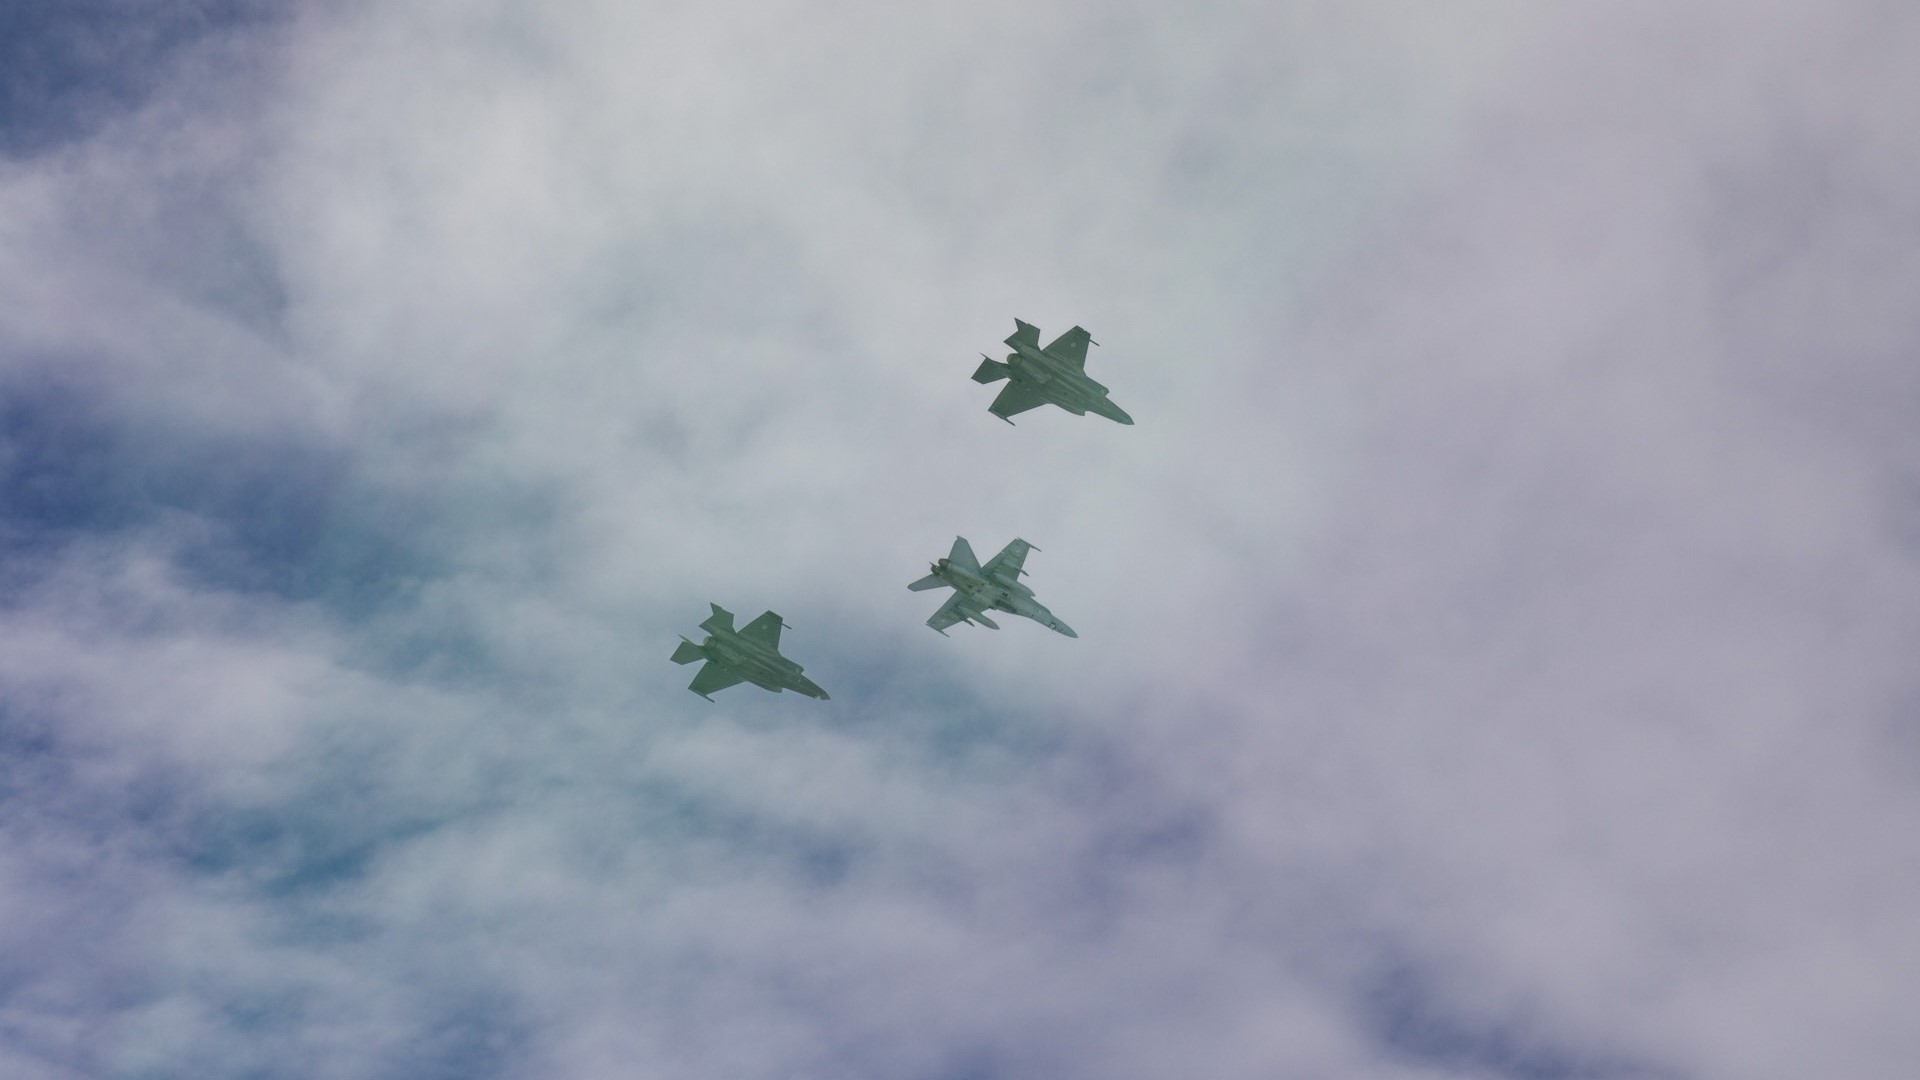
[971,356,1011,384]
[670,639,706,665]
[947,537,981,574]
[698,603,734,635]
[1005,319,1041,351]
[907,571,947,592]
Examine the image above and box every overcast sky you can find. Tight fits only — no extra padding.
[3,1,1918,1077]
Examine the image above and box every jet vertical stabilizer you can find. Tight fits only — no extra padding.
[947,537,981,574]
[698,604,734,634]
[1006,320,1042,350]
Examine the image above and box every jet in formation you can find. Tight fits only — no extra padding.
[909,536,1077,637]
[971,319,1133,426]
[671,604,830,701]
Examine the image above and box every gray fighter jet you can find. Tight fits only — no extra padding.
[971,319,1133,425]
[909,537,1077,637]
[670,604,830,701]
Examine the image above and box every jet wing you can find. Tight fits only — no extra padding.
[926,592,979,633]
[988,381,1051,421]
[1042,326,1092,369]
[982,538,1034,585]
[687,660,745,699]
[739,610,785,650]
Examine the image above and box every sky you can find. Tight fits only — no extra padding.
[2,1,1918,1077]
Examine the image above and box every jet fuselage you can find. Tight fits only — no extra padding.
[928,558,1076,637]
[704,632,790,684]
[1001,343,1132,424]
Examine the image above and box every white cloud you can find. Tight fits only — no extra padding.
[2,0,1916,1077]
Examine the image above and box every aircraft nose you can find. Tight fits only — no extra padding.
[1055,622,1078,638]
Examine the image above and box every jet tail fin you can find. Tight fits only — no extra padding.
[947,537,981,574]
[971,356,1011,384]
[670,639,706,665]
[698,604,734,635]
[907,572,947,592]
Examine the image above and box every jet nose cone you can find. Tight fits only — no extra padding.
[1055,622,1078,638]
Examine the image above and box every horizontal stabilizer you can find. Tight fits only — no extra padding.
[907,572,947,592]
[1005,319,1042,350]
[670,639,706,665]
[971,357,1011,384]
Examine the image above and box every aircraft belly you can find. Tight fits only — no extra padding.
[1012,597,1053,623]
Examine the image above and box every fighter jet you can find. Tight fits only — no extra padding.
[909,537,1077,637]
[970,319,1134,425]
[670,604,830,701]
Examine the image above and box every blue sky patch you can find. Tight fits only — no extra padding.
[0,0,283,156]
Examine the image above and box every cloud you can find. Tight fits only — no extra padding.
[2,0,1917,1077]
